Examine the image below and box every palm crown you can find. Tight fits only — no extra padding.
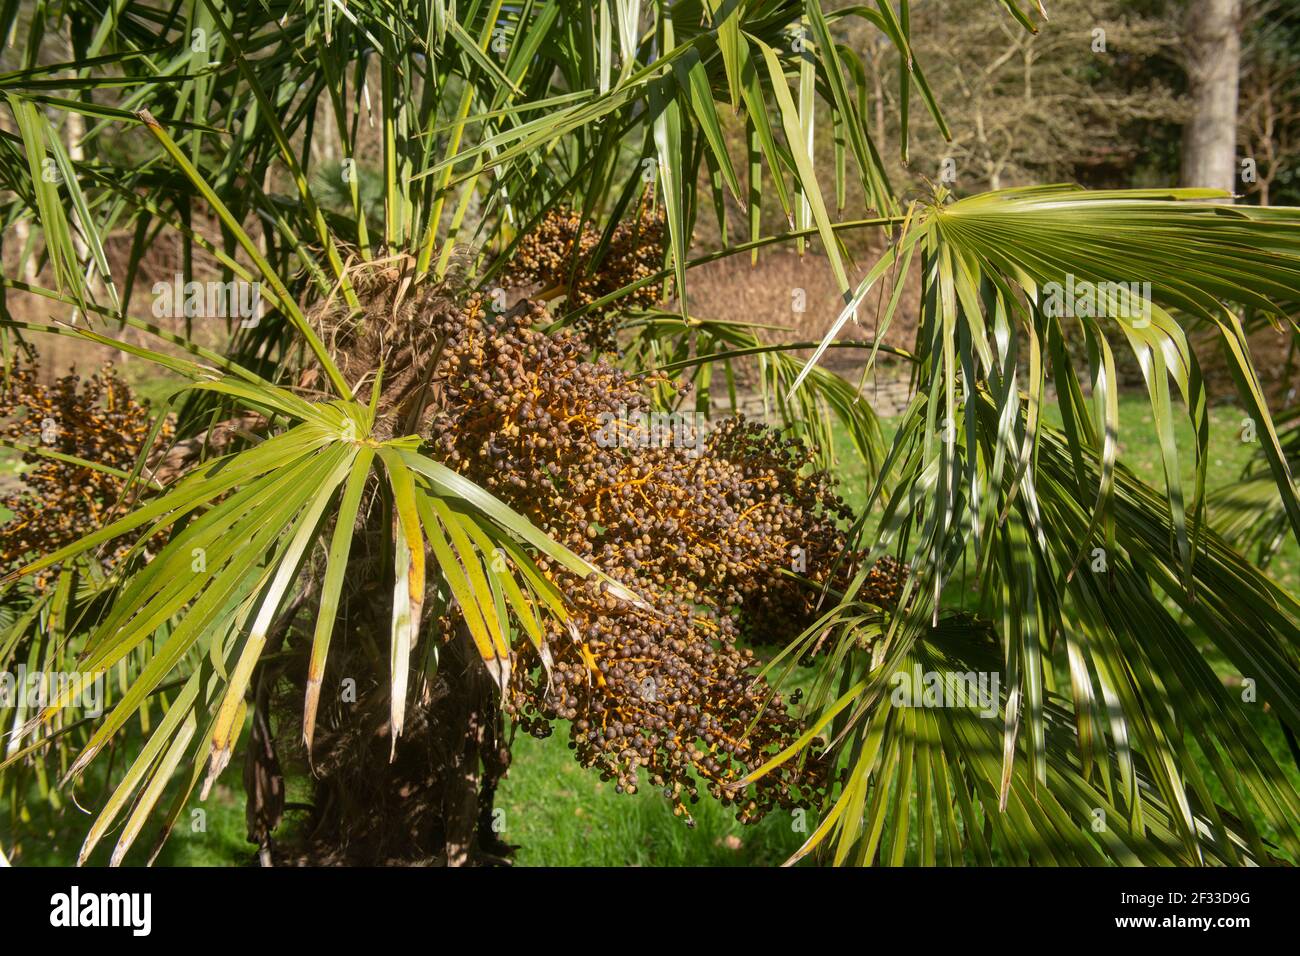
[1,0,1298,867]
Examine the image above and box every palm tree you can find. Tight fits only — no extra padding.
[1,0,1297,866]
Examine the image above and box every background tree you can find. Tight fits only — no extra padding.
[1181,0,1244,195]
[860,0,1184,192]
[1239,0,1300,204]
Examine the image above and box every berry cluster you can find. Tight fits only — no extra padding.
[0,357,167,584]
[423,295,858,821]
[861,554,908,609]
[511,202,665,352]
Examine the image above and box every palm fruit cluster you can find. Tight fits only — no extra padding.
[861,554,908,609]
[423,294,864,822]
[511,201,665,352]
[0,356,168,583]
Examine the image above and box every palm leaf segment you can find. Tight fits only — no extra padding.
[744,185,1300,865]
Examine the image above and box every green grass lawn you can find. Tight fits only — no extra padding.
[7,781,254,868]
[495,727,807,866]
[2,389,1298,866]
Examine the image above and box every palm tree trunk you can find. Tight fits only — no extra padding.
[279,609,512,866]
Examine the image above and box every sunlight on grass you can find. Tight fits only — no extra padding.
[497,729,807,866]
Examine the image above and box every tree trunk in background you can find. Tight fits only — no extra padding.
[1181,0,1243,198]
